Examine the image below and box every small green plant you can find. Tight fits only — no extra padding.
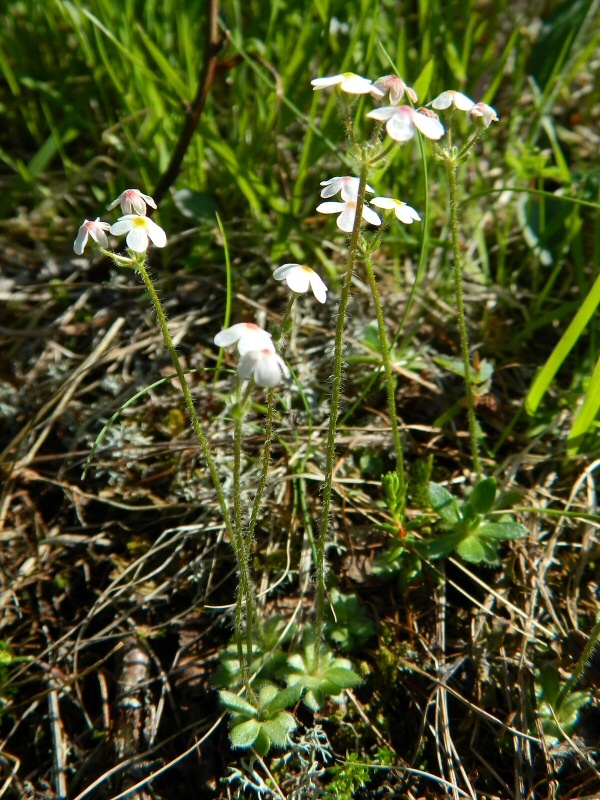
[219,682,303,756]
[372,468,426,587]
[536,664,592,745]
[284,631,362,712]
[324,747,393,800]
[324,752,371,800]
[324,589,375,653]
[214,616,294,690]
[424,477,528,565]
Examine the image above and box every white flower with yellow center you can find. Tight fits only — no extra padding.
[316,199,381,233]
[109,214,167,253]
[311,72,383,96]
[273,264,328,304]
[370,197,421,224]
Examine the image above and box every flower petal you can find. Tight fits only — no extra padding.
[144,217,167,248]
[362,206,382,227]
[238,350,289,387]
[126,226,149,253]
[339,74,377,94]
[214,322,274,354]
[452,91,475,111]
[316,201,345,214]
[308,272,328,304]
[73,227,89,255]
[109,218,133,236]
[395,203,421,224]
[273,263,301,280]
[336,208,356,232]
[412,111,445,140]
[370,197,396,210]
[431,92,453,110]
[311,75,343,89]
[366,106,397,122]
[385,113,416,142]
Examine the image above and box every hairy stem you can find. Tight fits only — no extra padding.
[446,152,481,478]
[136,260,257,703]
[314,163,369,659]
[363,252,405,502]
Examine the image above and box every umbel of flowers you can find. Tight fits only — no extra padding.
[74,188,167,257]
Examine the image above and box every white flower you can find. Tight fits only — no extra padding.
[320,176,374,202]
[213,323,275,355]
[73,217,111,255]
[109,214,167,253]
[107,189,157,216]
[372,75,418,105]
[468,102,499,128]
[311,72,383,96]
[431,90,475,111]
[238,349,290,388]
[316,200,381,233]
[367,105,445,142]
[273,264,328,304]
[371,197,421,224]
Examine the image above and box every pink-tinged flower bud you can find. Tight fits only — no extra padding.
[73,218,111,255]
[107,189,157,216]
[372,75,418,106]
[468,102,499,128]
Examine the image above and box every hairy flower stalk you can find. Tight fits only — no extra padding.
[362,251,405,497]
[246,388,276,548]
[314,162,370,660]
[136,257,258,703]
[443,126,482,479]
[246,297,297,566]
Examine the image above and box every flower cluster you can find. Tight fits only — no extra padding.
[213,265,329,388]
[311,73,498,232]
[316,175,419,232]
[74,188,167,256]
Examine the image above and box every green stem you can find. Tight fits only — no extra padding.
[446,153,481,478]
[247,388,275,549]
[135,259,257,703]
[272,295,296,350]
[363,252,405,503]
[314,163,369,658]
